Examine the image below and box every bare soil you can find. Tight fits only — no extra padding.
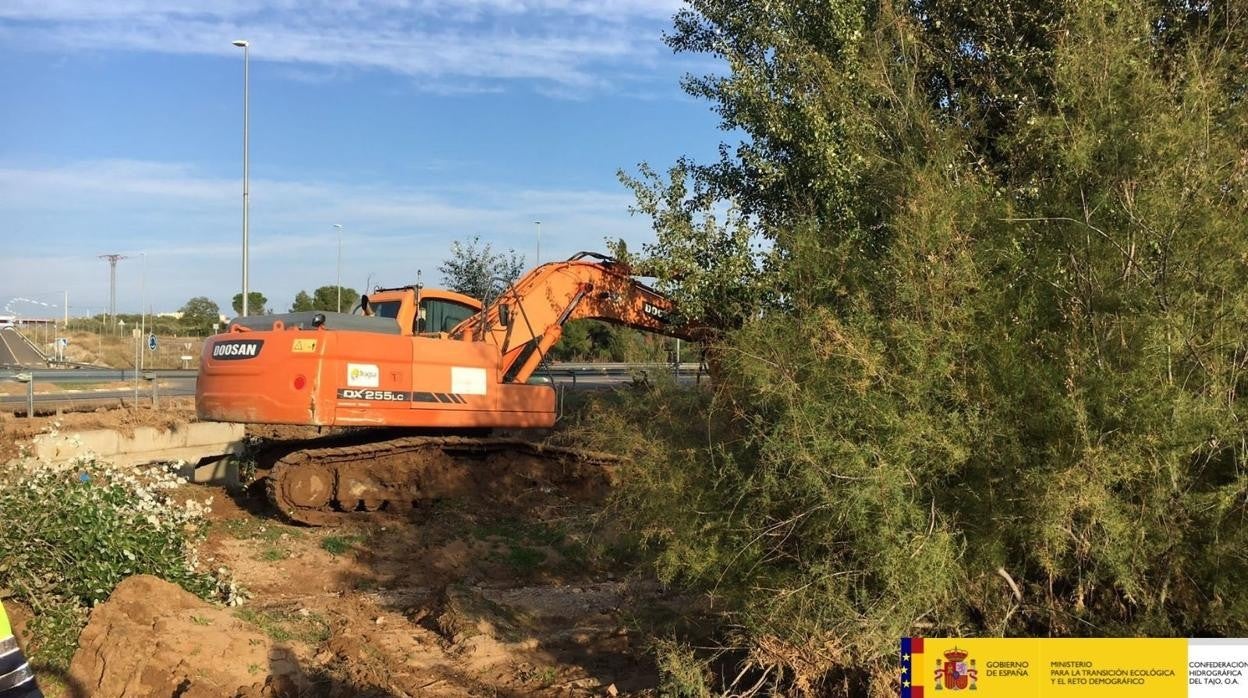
[186,463,694,697]
[6,405,707,697]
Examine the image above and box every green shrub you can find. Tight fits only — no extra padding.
[604,1,1248,691]
[654,639,711,698]
[0,454,239,669]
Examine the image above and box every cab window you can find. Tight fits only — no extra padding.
[371,301,401,319]
[420,299,476,333]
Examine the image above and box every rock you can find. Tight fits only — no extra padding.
[68,575,305,697]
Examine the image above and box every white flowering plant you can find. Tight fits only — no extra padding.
[0,453,238,668]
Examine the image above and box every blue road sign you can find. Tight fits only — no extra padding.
[147,334,158,352]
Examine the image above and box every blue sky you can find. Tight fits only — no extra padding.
[0,0,723,317]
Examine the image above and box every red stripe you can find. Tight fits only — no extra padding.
[911,637,924,654]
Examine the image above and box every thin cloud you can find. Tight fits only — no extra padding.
[0,0,686,92]
[0,159,651,313]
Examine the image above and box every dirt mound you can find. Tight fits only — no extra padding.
[69,575,304,698]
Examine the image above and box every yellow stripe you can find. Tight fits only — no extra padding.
[0,602,10,639]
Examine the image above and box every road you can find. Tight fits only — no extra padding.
[0,363,704,415]
[0,382,196,414]
[0,328,48,369]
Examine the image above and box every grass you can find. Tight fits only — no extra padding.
[504,545,547,574]
[471,516,592,575]
[256,547,290,562]
[519,664,559,688]
[471,517,566,547]
[226,519,300,562]
[32,673,73,698]
[320,534,365,556]
[217,517,304,545]
[235,606,331,645]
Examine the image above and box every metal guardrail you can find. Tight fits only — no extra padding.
[544,362,701,373]
[1,371,197,416]
[0,362,701,416]
[1,365,692,382]
[0,368,197,382]
[537,362,703,387]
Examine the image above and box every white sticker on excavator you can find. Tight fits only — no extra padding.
[347,363,380,387]
[451,367,487,395]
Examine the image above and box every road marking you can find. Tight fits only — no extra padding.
[0,330,16,366]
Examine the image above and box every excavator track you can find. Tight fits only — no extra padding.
[258,435,620,526]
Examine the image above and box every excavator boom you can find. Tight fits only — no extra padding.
[457,252,696,384]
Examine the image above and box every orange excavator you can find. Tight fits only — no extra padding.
[196,252,698,524]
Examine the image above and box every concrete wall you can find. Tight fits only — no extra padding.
[28,422,246,485]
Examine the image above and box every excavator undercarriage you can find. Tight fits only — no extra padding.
[249,431,621,526]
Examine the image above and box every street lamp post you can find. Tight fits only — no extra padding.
[232,39,251,316]
[139,252,146,372]
[334,224,344,312]
[534,220,541,265]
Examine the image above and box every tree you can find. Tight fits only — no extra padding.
[179,297,220,334]
[230,291,269,316]
[437,236,526,301]
[600,0,1248,691]
[616,165,770,331]
[549,319,593,360]
[287,287,359,313]
[311,286,359,313]
[290,291,314,312]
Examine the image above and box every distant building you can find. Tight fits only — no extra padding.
[0,315,13,327]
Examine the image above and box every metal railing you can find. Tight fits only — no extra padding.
[536,361,703,387]
[0,362,702,417]
[2,371,197,416]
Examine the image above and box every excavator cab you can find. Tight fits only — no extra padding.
[420,294,478,334]
[353,287,481,336]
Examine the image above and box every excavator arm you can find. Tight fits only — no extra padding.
[450,252,698,385]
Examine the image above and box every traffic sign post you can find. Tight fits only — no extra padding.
[133,328,141,404]
[14,373,33,418]
[144,372,158,408]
